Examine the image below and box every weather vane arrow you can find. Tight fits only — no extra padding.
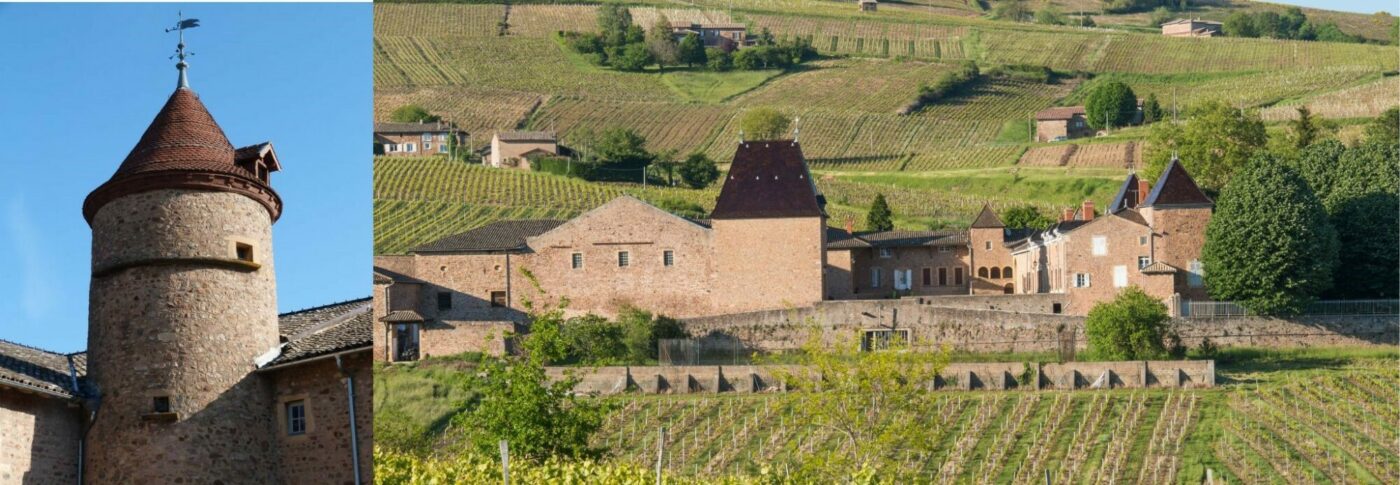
[166,12,200,89]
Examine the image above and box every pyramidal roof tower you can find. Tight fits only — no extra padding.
[82,17,283,482]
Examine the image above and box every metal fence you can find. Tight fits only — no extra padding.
[1182,299,1400,319]
[658,338,754,366]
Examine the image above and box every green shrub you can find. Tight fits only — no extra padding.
[1085,286,1171,361]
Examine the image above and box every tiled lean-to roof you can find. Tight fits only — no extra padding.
[268,298,373,367]
[0,340,84,399]
[412,220,565,253]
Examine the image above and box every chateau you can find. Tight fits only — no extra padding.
[374,140,1213,361]
[0,67,372,482]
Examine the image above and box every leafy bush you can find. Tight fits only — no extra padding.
[390,104,439,123]
[985,64,1052,83]
[739,108,792,140]
[678,152,720,189]
[1085,286,1171,360]
[705,47,732,71]
[655,198,707,219]
[1083,81,1137,130]
[916,61,979,106]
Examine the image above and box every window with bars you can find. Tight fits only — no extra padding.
[571,253,583,269]
[663,250,674,267]
[618,251,630,267]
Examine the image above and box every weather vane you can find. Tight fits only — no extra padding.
[166,12,200,89]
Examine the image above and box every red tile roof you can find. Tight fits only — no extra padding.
[83,88,281,223]
[970,204,1005,228]
[1144,158,1212,207]
[1034,106,1085,121]
[711,141,824,219]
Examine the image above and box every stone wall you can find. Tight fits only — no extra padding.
[713,217,826,314]
[266,351,373,485]
[0,391,81,484]
[904,293,1068,314]
[681,299,1398,353]
[551,360,1215,395]
[86,190,280,483]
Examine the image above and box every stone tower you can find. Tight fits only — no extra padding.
[81,71,284,481]
[710,140,827,313]
[968,204,1012,295]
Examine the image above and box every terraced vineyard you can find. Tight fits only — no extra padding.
[1067,66,1385,113]
[1262,74,1400,121]
[588,367,1396,483]
[529,98,736,157]
[374,85,542,140]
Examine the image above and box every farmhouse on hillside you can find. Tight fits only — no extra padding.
[859,0,879,12]
[375,121,467,157]
[1161,18,1223,37]
[669,21,750,49]
[485,130,560,169]
[373,138,1215,361]
[1034,106,1091,142]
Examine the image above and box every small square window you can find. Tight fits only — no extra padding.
[1139,236,1148,245]
[490,291,507,308]
[286,400,306,436]
[437,291,452,311]
[422,133,432,142]
[938,246,951,253]
[235,243,254,262]
[618,251,630,267]
[663,250,675,267]
[878,248,893,259]
[152,396,171,413]
[571,253,583,269]
[985,241,992,251]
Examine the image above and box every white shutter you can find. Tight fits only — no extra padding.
[1113,265,1128,287]
[1092,236,1107,256]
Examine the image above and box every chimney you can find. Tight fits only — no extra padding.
[1138,179,1150,206]
[1081,200,1095,221]
[844,216,855,234]
[1061,208,1073,222]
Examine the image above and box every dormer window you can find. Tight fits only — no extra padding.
[256,164,268,182]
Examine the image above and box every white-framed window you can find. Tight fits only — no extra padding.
[1188,260,1204,287]
[286,400,306,436]
[663,250,675,267]
[871,267,883,288]
[422,133,432,142]
[617,251,630,267]
[571,253,583,269]
[861,329,910,351]
[1073,273,1091,288]
[1091,236,1107,256]
[878,248,893,259]
[1138,256,1151,269]
[439,144,449,153]
[405,143,417,153]
[1112,265,1128,288]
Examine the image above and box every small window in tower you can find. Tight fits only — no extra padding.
[618,251,630,267]
[437,291,452,311]
[257,165,268,182]
[235,243,255,263]
[490,291,507,308]
[153,396,171,413]
[286,400,306,436]
[663,250,675,267]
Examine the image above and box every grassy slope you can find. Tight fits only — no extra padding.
[374,347,1400,481]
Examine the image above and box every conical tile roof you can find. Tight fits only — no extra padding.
[970,204,1004,228]
[84,88,281,223]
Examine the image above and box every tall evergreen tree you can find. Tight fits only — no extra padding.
[1141,93,1163,125]
[1203,155,1338,315]
[866,194,894,231]
[1288,106,1320,149]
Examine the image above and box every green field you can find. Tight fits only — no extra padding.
[375,347,1399,483]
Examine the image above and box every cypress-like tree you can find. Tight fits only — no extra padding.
[1202,155,1338,315]
[1141,93,1163,124]
[866,194,894,232]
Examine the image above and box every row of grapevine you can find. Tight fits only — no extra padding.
[374,200,577,254]
[529,97,736,157]
[375,158,716,209]
[1262,74,1400,121]
[374,85,543,141]
[372,4,503,38]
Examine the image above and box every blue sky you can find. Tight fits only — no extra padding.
[1271,0,1397,15]
[0,3,372,353]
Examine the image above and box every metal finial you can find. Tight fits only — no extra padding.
[166,12,200,90]
[738,129,745,143]
[792,116,800,144]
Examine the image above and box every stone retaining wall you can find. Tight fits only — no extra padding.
[550,360,1214,395]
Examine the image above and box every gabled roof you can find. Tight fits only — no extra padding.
[495,131,556,143]
[970,204,1005,228]
[826,226,869,250]
[380,310,427,323]
[1108,173,1141,213]
[1034,106,1085,121]
[235,142,281,172]
[1141,261,1179,274]
[267,298,373,367]
[84,88,281,224]
[375,121,462,134]
[413,220,566,253]
[1144,158,1212,207]
[712,141,824,220]
[0,340,84,399]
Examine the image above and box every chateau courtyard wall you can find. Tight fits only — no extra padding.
[267,351,373,485]
[0,391,80,485]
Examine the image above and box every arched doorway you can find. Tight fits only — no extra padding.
[1003,283,1014,294]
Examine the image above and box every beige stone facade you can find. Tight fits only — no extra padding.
[375,121,466,157]
[264,352,373,484]
[0,392,81,484]
[1161,19,1222,37]
[488,131,558,169]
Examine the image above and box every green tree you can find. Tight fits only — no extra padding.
[589,127,653,167]
[1142,100,1267,193]
[678,33,706,67]
[1319,141,1400,299]
[1141,93,1163,125]
[1364,107,1399,145]
[993,0,1032,22]
[616,307,688,363]
[678,152,721,189]
[1147,6,1174,27]
[1084,81,1138,130]
[646,16,680,70]
[705,47,732,71]
[596,4,633,46]
[607,42,653,72]
[1035,5,1067,25]
[1203,155,1338,315]
[1084,286,1171,361]
[739,107,791,140]
[389,104,439,123]
[1288,106,1320,150]
[1223,12,1258,37]
[1000,205,1054,230]
[866,194,894,231]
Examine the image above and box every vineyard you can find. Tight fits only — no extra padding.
[1262,74,1400,121]
[1065,66,1385,113]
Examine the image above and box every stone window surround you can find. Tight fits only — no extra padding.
[570,252,583,269]
[226,236,258,264]
[662,249,675,267]
[277,393,315,440]
[141,389,178,423]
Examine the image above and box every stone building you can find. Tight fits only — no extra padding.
[374,121,467,157]
[0,60,371,484]
[377,143,1213,360]
[1034,106,1092,142]
[485,131,559,169]
[1161,18,1223,37]
[668,21,749,49]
